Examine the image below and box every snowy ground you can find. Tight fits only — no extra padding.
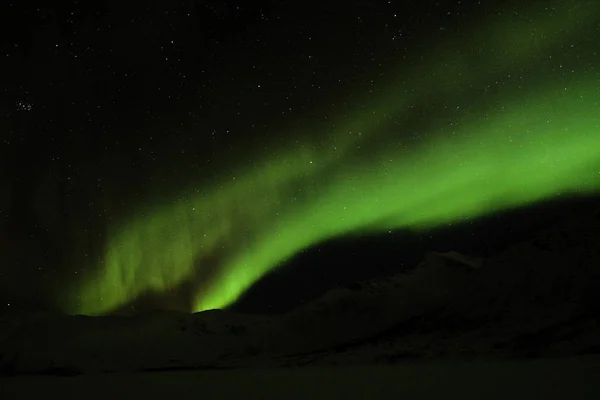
[2,355,599,400]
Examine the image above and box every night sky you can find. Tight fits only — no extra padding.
[1,0,599,315]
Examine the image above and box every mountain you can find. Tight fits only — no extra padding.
[1,201,599,375]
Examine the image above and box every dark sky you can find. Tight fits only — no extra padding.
[1,0,599,315]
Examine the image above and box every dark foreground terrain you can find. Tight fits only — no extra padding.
[2,355,599,400]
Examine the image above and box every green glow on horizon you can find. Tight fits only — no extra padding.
[59,1,600,315]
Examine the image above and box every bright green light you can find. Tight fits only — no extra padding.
[59,1,600,315]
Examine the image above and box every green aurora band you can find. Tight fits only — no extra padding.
[60,1,600,315]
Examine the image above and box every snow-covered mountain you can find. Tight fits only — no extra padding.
[1,202,599,375]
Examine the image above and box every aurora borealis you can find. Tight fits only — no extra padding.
[49,1,600,315]
[2,1,599,316]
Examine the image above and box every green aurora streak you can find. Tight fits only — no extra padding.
[61,1,600,315]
